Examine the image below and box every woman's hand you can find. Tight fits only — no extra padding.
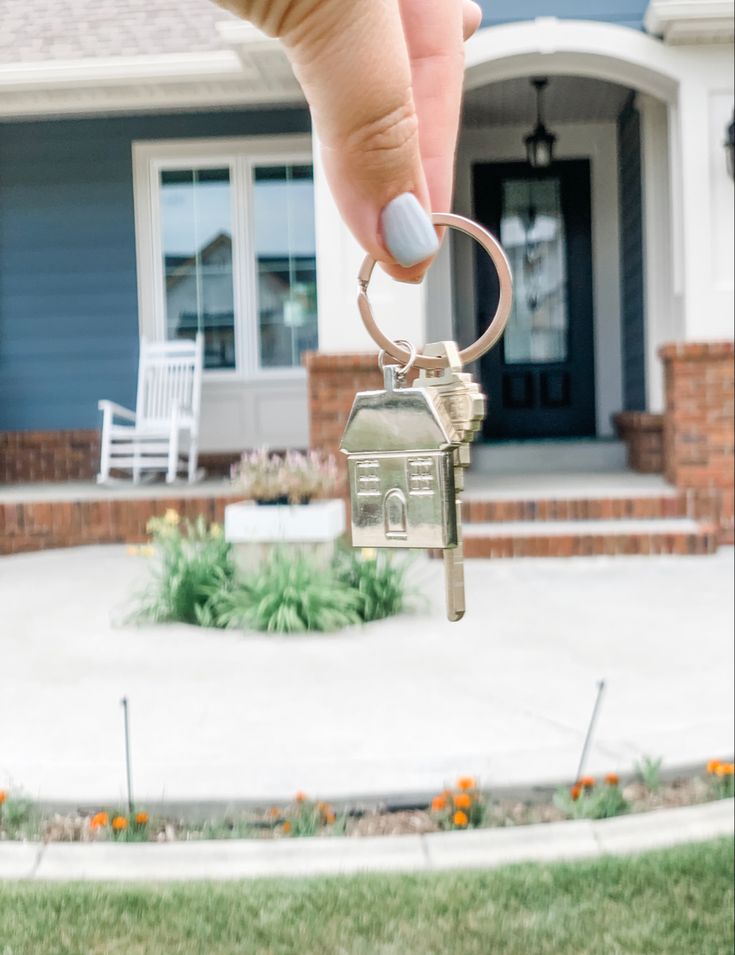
[216,0,482,280]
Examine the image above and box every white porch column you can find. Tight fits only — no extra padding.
[674,63,735,343]
[639,94,677,412]
[312,137,427,354]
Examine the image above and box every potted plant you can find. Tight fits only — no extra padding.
[225,450,345,569]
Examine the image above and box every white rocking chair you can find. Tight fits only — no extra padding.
[97,334,204,485]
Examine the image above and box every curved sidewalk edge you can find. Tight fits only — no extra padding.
[2,799,733,883]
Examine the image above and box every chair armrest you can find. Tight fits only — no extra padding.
[98,400,136,422]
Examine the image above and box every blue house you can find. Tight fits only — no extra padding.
[0,0,733,482]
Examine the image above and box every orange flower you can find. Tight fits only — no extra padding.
[715,763,735,777]
[269,806,281,818]
[324,811,336,825]
[457,776,476,791]
[707,759,722,774]
[453,810,469,828]
[604,773,620,786]
[294,791,307,804]
[431,795,447,812]
[579,776,596,790]
[453,793,472,810]
[134,811,149,826]
[89,811,109,829]
[0,790,7,805]
[282,821,292,834]
[570,785,582,801]
[111,816,128,832]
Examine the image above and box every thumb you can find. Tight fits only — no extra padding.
[218,0,439,280]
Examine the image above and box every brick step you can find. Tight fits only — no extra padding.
[457,518,718,559]
[461,493,688,524]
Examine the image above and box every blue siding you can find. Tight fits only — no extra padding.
[0,109,310,430]
[478,0,647,30]
[618,97,647,410]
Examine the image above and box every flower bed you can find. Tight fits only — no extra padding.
[2,762,732,844]
[128,511,410,633]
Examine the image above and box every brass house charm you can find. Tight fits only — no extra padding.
[340,370,460,550]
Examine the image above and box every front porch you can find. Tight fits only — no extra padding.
[0,460,721,559]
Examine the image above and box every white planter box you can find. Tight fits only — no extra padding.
[224,499,345,544]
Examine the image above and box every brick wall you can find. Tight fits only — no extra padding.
[304,352,383,467]
[660,341,734,544]
[0,429,100,483]
[0,491,242,555]
[0,429,240,484]
[613,412,664,473]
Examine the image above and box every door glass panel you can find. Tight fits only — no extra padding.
[160,167,236,369]
[253,164,318,368]
[499,178,568,365]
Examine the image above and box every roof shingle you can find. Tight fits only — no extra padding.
[0,0,239,64]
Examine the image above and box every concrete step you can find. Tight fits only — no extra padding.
[472,439,627,475]
[459,518,718,559]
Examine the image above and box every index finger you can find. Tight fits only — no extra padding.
[398,0,472,214]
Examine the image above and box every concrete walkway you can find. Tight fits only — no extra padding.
[2,801,732,882]
[0,545,732,805]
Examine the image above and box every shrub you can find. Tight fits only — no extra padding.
[554,775,629,820]
[207,551,363,634]
[334,548,409,623]
[706,760,735,799]
[0,788,37,840]
[635,755,663,792]
[275,793,343,838]
[131,512,235,625]
[132,518,410,634]
[430,777,486,830]
[232,449,338,504]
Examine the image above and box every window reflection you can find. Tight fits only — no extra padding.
[500,178,568,365]
[160,168,236,369]
[253,165,318,368]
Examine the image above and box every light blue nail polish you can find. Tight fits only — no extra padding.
[380,193,439,268]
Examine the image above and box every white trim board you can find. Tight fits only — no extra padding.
[132,134,315,451]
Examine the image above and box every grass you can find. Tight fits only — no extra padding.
[0,839,732,955]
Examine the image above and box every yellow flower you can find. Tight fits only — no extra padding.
[140,545,155,558]
[163,508,180,526]
[715,763,734,777]
[361,548,377,561]
[707,759,722,775]
[210,523,223,539]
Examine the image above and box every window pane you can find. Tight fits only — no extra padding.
[499,178,568,365]
[253,164,318,368]
[160,167,236,369]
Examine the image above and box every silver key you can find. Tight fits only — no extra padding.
[420,342,487,622]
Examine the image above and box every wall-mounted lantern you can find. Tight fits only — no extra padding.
[725,111,735,180]
[524,78,557,170]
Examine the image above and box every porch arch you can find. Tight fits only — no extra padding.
[464,19,680,103]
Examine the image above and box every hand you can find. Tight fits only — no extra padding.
[215,0,482,281]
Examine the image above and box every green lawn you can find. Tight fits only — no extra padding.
[0,839,732,955]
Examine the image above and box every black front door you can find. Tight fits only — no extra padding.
[473,160,596,439]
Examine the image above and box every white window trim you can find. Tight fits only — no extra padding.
[132,134,314,381]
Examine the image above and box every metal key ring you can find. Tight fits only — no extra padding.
[378,339,417,379]
[357,212,513,371]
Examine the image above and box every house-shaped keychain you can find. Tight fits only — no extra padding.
[340,365,460,550]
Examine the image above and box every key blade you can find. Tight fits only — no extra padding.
[443,545,466,622]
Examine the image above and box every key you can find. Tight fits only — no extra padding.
[419,342,487,622]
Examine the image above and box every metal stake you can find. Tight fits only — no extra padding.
[575,680,606,783]
[121,696,134,814]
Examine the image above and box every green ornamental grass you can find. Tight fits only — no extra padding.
[131,514,410,634]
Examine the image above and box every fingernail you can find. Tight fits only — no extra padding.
[380,193,439,267]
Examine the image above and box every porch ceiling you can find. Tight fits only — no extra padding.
[463,74,632,127]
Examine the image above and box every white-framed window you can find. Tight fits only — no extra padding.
[132,136,317,376]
